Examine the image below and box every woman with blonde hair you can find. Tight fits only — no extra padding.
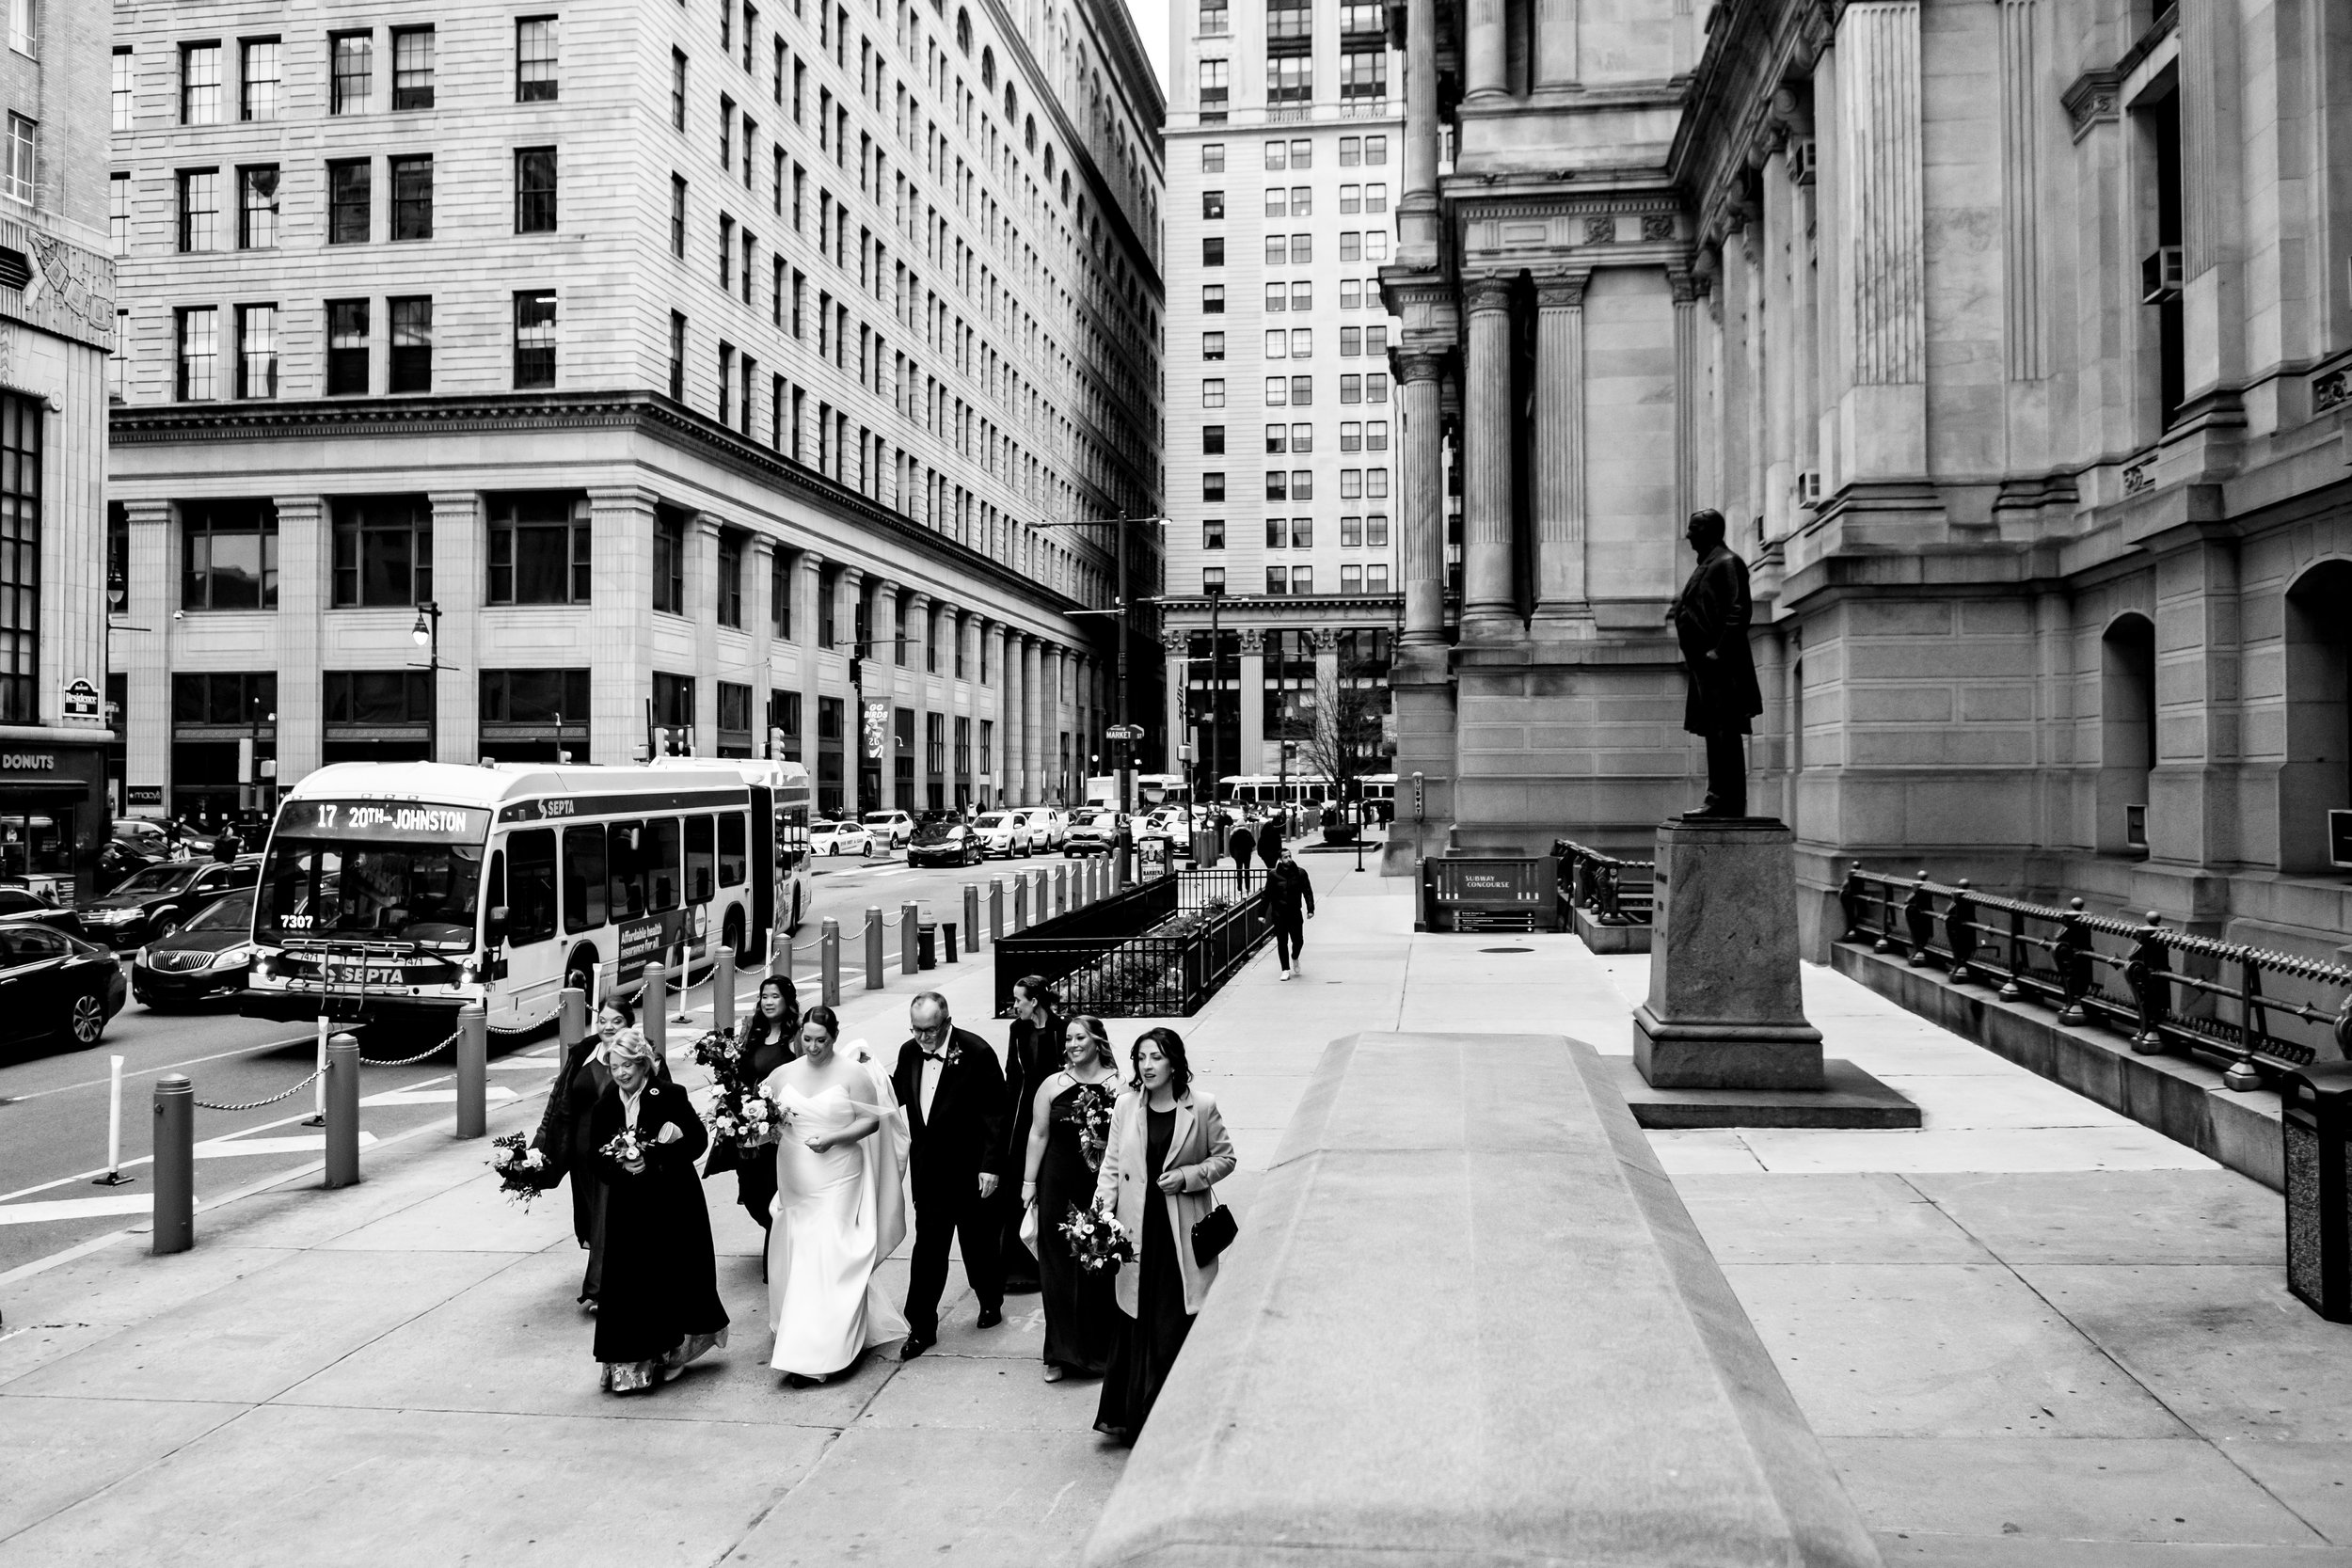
[1019,1014,1122,1383]
[587,1026,729,1393]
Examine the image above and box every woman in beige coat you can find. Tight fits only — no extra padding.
[1092,1026,1236,1444]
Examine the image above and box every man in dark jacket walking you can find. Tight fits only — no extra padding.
[1229,817,1257,893]
[1666,509,1764,818]
[893,991,1009,1356]
[1267,847,1315,980]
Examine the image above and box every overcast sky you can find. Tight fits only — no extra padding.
[1128,0,1170,95]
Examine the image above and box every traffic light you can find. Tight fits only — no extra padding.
[769,726,787,760]
[849,655,865,689]
[651,727,671,757]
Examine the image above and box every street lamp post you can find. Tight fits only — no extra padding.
[410,601,445,764]
[1036,512,1168,888]
[1206,583,1223,827]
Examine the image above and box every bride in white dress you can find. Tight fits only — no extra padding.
[762,1006,911,1383]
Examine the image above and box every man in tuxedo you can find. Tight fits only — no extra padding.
[998,975,1066,1293]
[893,991,1008,1357]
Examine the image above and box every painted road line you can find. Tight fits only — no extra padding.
[360,1085,521,1107]
[0,1029,351,1105]
[0,1194,155,1227]
[194,1132,382,1159]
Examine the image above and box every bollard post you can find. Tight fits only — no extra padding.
[93,1053,131,1185]
[560,986,589,1053]
[901,900,920,974]
[943,921,959,964]
[989,879,1004,943]
[455,1004,488,1139]
[324,1034,361,1188]
[642,960,669,1055]
[304,1014,329,1127]
[964,883,981,951]
[865,907,885,990]
[769,920,791,981]
[151,1074,193,1254]
[1013,874,1028,933]
[713,944,737,1035]
[1054,863,1068,917]
[669,941,694,1023]
[820,916,842,1006]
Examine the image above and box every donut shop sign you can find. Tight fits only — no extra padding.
[1,752,57,770]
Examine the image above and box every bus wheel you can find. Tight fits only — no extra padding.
[564,947,598,1005]
[723,908,747,965]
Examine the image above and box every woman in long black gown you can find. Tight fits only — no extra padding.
[529,994,644,1307]
[1093,1027,1235,1444]
[588,1027,729,1393]
[705,975,800,1236]
[1019,1014,1121,1382]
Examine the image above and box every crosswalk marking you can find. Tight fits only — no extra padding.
[361,1085,521,1107]
[0,1194,153,1227]
[195,1132,381,1159]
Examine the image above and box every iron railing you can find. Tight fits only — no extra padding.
[994,870,1273,1018]
[1554,840,1656,927]
[1838,864,2352,1092]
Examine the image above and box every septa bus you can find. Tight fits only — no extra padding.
[1083,773,1194,811]
[242,759,812,1034]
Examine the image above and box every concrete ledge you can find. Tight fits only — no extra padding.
[1082,1031,1883,1568]
[1830,942,2286,1191]
[1570,904,1652,953]
[1603,1056,1922,1130]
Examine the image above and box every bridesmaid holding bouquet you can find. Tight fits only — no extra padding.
[1019,1015,1122,1382]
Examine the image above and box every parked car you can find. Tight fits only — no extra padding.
[132,888,259,1008]
[861,809,916,848]
[808,818,876,858]
[1017,806,1069,851]
[0,881,86,941]
[0,925,127,1049]
[906,819,986,868]
[1062,809,1127,856]
[75,856,262,949]
[972,811,1032,858]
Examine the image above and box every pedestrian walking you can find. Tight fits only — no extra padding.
[706,976,800,1239]
[892,991,1009,1358]
[999,975,1065,1293]
[1093,1027,1235,1446]
[1256,817,1281,879]
[1267,847,1315,980]
[1019,1014,1123,1382]
[1228,816,1257,894]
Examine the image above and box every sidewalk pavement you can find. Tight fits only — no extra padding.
[3,859,2346,1567]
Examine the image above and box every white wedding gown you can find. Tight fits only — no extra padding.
[764,1064,911,1377]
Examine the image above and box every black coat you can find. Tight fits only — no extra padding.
[1267,861,1315,922]
[586,1080,728,1364]
[891,1026,1009,1198]
[1005,1008,1066,1170]
[1671,544,1764,736]
[1228,827,1256,863]
[1257,828,1280,868]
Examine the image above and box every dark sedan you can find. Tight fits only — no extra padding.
[905,820,986,868]
[0,925,127,1049]
[133,888,258,1008]
[76,857,261,950]
[0,882,85,941]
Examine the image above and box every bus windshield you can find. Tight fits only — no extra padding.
[258,839,485,950]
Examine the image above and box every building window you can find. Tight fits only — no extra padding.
[1202,519,1225,549]
[1292,375,1312,405]
[330,496,433,607]
[771,549,791,638]
[516,17,559,102]
[1368,562,1389,593]
[1202,472,1225,501]
[670,175,688,257]
[668,310,687,399]
[1202,566,1225,594]
[179,42,222,125]
[515,147,558,232]
[1264,376,1287,406]
[1367,513,1390,546]
[1201,378,1225,406]
[389,296,432,392]
[1200,0,1228,33]
[1201,143,1225,172]
[236,304,278,399]
[672,49,689,130]
[389,154,432,240]
[1265,567,1288,595]
[1342,564,1362,594]
[237,166,278,248]
[717,533,743,628]
[108,173,128,252]
[1265,472,1287,502]
[1340,50,1386,102]
[1198,58,1228,120]
[113,47,134,130]
[326,299,369,394]
[177,169,221,251]
[239,39,280,120]
[0,394,36,722]
[179,499,278,611]
[175,306,218,400]
[1269,55,1311,104]
[1202,331,1225,361]
[108,310,127,403]
[487,492,591,604]
[1341,373,1360,404]
[719,213,735,289]
[1202,284,1224,314]
[480,669,590,756]
[718,341,735,423]
[1341,420,1361,452]
[330,31,372,115]
[1202,236,1224,267]
[390,26,435,110]
[1203,424,1226,454]
[327,158,370,244]
[514,291,557,388]
[653,510,687,615]
[1202,189,1224,219]
[720,94,735,167]
[0,114,31,206]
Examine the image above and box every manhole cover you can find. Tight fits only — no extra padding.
[1480,946,1534,954]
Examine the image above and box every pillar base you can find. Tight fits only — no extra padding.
[1632,1010,1825,1090]
[1457,609,1523,643]
[1530,603,1599,641]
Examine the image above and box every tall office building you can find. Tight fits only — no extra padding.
[107,0,1162,826]
[1158,0,1403,801]
[0,0,116,898]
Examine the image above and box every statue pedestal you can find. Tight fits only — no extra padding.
[1633,817,1825,1090]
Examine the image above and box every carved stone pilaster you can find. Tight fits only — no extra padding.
[2060,70,2120,141]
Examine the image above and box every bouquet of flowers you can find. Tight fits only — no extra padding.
[487,1132,557,1208]
[598,1126,649,1172]
[692,1028,782,1155]
[1073,1082,1115,1173]
[1059,1197,1136,1275]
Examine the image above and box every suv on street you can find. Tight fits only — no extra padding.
[972,811,1030,858]
[861,809,916,848]
[1062,808,1125,856]
[1016,806,1068,851]
[75,857,262,949]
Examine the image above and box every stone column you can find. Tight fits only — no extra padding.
[272,495,326,785]
[907,591,933,809]
[120,499,172,806]
[689,517,723,754]
[1833,0,1927,478]
[875,578,904,811]
[1022,634,1043,806]
[588,486,660,764]
[1237,629,1266,774]
[1672,267,1702,529]
[428,492,483,764]
[1532,271,1592,637]
[990,619,1012,806]
[750,536,777,753]
[796,550,824,768]
[1398,0,1442,260]
[1460,275,1518,641]
[838,564,866,814]
[1464,0,1507,102]
[1398,351,1448,645]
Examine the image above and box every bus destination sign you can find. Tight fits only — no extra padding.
[278,800,492,844]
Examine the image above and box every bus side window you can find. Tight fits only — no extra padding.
[645,818,681,912]
[564,825,608,934]
[685,815,716,904]
[717,812,746,886]
[609,820,649,921]
[509,829,558,944]
[485,851,506,939]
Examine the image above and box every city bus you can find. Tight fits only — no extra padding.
[1085,772,1194,813]
[649,755,813,937]
[243,759,808,1035]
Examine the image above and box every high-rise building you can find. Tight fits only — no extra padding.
[107,0,1162,826]
[1158,0,1403,809]
[0,0,117,899]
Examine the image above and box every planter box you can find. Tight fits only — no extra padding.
[995,870,1274,1017]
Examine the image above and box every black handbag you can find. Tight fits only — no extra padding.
[1191,1198,1238,1266]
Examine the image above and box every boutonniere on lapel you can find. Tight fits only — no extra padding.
[941,1040,966,1069]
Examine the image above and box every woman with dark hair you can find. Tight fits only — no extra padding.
[587,1025,729,1393]
[532,991,645,1309]
[1019,1014,1122,1382]
[1092,1026,1235,1443]
[1000,974,1064,1293]
[707,974,801,1233]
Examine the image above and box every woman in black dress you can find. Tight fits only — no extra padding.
[706,975,800,1233]
[1093,1026,1236,1444]
[528,993,641,1308]
[588,1027,730,1393]
[1019,1014,1121,1382]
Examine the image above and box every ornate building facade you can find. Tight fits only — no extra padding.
[1380,0,2352,961]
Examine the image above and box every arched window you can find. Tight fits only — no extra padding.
[981,46,995,88]
[2099,612,2156,854]
[1007,84,1019,122]
[1043,144,1056,178]
[955,8,971,54]
[2280,562,2352,870]
[1025,117,1036,152]
[1059,171,1071,203]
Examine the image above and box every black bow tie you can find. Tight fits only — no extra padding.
[922,1048,946,1061]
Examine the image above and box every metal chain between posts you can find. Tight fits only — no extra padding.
[193,1065,326,1113]
[359,1028,464,1069]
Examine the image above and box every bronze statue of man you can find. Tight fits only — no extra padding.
[1665,509,1763,818]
